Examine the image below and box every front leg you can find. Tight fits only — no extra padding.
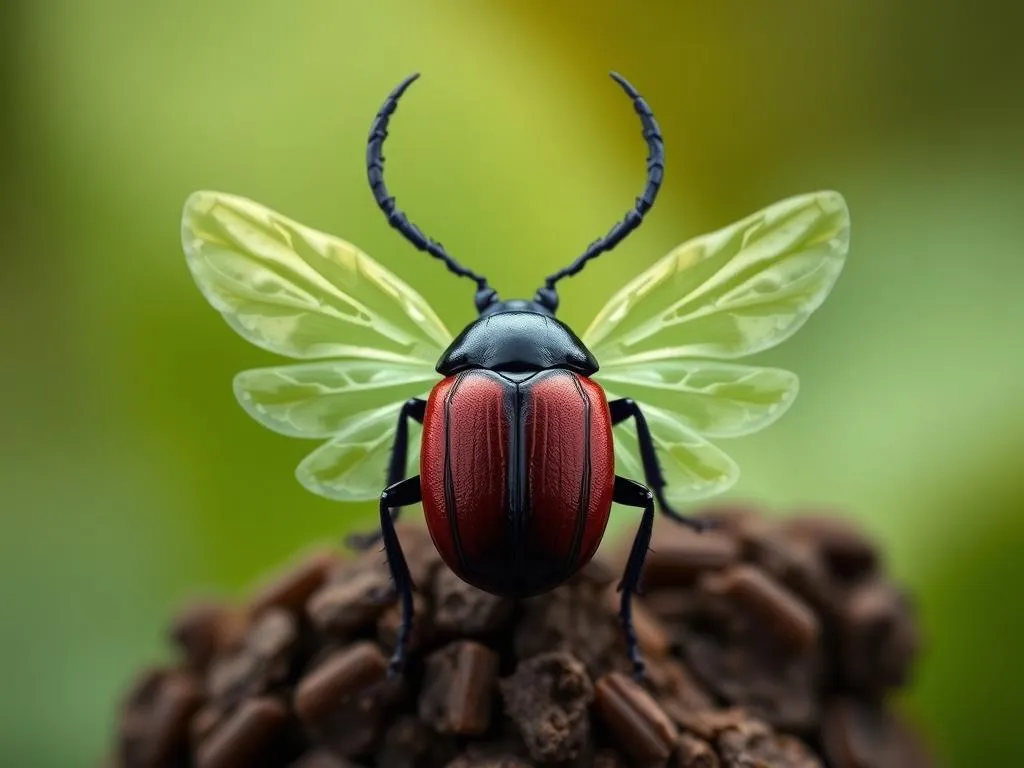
[378,475,422,676]
[612,475,656,680]
[608,398,707,531]
[346,398,426,550]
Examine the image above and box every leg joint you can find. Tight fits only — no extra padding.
[609,398,638,424]
[403,397,427,422]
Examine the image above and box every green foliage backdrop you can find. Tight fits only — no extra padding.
[2,1,1022,765]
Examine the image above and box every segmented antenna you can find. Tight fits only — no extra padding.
[535,72,665,313]
[367,74,497,311]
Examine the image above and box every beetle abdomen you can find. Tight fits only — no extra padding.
[420,369,614,597]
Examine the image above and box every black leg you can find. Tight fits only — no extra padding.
[608,398,708,532]
[613,475,656,680]
[346,398,426,550]
[378,474,422,677]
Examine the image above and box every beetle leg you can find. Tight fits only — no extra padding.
[378,474,421,677]
[346,398,427,550]
[612,475,656,680]
[608,398,708,532]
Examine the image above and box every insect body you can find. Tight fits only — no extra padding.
[420,317,614,599]
[182,72,850,680]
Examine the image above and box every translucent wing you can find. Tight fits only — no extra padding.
[583,191,849,364]
[233,361,436,501]
[598,361,799,439]
[182,190,451,365]
[183,191,453,500]
[584,191,849,500]
[296,402,425,502]
[233,360,438,439]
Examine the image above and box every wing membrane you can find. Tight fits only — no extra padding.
[295,403,424,502]
[588,191,849,499]
[183,191,451,502]
[182,191,452,364]
[234,360,438,439]
[598,361,799,438]
[583,191,849,365]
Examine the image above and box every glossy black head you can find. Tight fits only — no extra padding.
[437,304,598,376]
[366,71,664,318]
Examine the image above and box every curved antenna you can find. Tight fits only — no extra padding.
[367,73,497,312]
[535,72,665,313]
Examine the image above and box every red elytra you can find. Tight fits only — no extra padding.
[420,369,615,597]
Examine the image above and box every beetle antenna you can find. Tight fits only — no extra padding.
[534,72,664,314]
[367,73,498,313]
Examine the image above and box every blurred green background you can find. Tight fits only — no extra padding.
[2,1,1022,765]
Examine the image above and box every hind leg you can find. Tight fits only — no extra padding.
[612,475,656,680]
[377,475,421,676]
[609,398,708,531]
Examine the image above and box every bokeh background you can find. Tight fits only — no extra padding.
[3,1,1022,765]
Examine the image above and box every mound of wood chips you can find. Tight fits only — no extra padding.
[111,506,933,767]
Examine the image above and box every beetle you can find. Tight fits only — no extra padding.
[182,72,849,681]
[354,72,704,679]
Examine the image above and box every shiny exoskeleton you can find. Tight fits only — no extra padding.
[347,72,706,679]
[423,311,613,599]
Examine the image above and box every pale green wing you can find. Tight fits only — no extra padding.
[232,361,436,501]
[583,191,849,364]
[598,361,799,438]
[233,360,438,439]
[584,191,849,500]
[183,191,453,501]
[182,190,451,365]
[296,403,425,502]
